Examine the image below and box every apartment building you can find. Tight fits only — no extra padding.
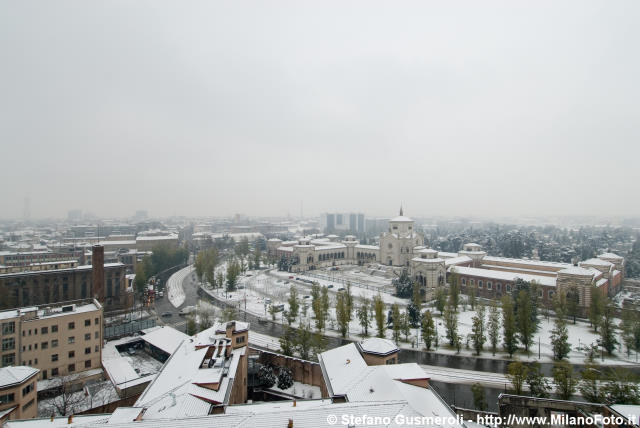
[0,366,39,422]
[0,299,103,381]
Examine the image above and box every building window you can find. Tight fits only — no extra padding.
[84,360,91,368]
[85,347,91,355]
[470,279,475,286]
[538,289,543,298]
[84,333,91,341]
[549,291,555,299]
[236,336,245,344]
[51,325,58,333]
[68,337,75,344]
[22,382,34,397]
[506,284,511,292]
[497,283,502,291]
[2,322,15,335]
[42,342,48,350]
[0,393,14,404]
[68,351,75,359]
[94,317,99,325]
[95,345,99,353]
[461,278,466,286]
[23,398,35,410]
[68,364,75,373]
[52,339,58,348]
[84,319,91,327]
[487,282,492,290]
[41,326,48,335]
[1,354,15,367]
[68,322,75,330]
[2,338,15,351]
[52,354,58,362]
[95,331,99,339]
[478,280,483,289]
[51,368,59,376]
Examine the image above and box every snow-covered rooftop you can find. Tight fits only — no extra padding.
[598,252,623,260]
[140,326,189,355]
[557,266,598,277]
[359,338,398,356]
[135,324,247,420]
[0,366,39,387]
[580,258,614,267]
[452,266,557,287]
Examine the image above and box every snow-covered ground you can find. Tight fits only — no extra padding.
[166,265,193,308]
[215,268,640,366]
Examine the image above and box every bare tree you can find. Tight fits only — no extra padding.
[42,374,86,416]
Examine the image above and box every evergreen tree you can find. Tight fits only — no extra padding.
[601,368,640,405]
[286,284,300,325]
[311,330,327,358]
[552,361,576,400]
[215,271,224,290]
[393,269,413,298]
[277,367,294,390]
[579,363,602,403]
[257,364,276,388]
[502,295,518,358]
[471,306,486,355]
[469,287,477,311]
[391,304,402,342]
[253,248,262,270]
[407,281,422,327]
[134,263,147,295]
[421,310,436,350]
[335,291,350,338]
[373,293,386,338]
[226,259,240,292]
[448,270,460,311]
[296,323,313,360]
[357,297,371,336]
[589,286,604,331]
[488,303,501,356]
[471,383,487,411]
[550,315,571,360]
[565,287,580,324]
[279,326,296,356]
[507,361,528,395]
[526,362,550,398]
[434,288,447,316]
[401,310,411,342]
[443,301,458,347]
[516,289,535,354]
[600,299,618,356]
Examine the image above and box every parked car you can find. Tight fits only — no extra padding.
[127,348,136,355]
[337,287,345,292]
[161,311,173,318]
[327,284,334,289]
[273,304,285,312]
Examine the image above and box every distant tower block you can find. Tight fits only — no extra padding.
[91,245,105,302]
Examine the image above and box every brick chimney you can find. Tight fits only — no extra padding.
[92,245,105,302]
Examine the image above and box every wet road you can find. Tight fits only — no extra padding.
[153,267,201,333]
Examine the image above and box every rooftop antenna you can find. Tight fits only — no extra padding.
[399,204,403,216]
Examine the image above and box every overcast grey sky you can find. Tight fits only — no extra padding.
[1,1,639,220]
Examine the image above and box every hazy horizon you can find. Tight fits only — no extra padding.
[2,1,639,220]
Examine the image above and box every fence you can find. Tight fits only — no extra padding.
[105,318,156,339]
